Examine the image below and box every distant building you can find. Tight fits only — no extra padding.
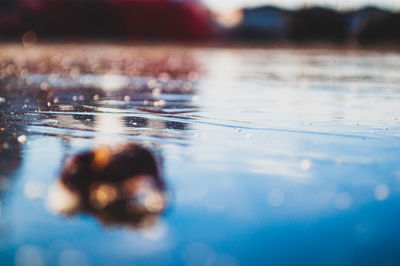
[346,7,390,35]
[288,7,348,43]
[236,6,291,41]
[345,7,400,44]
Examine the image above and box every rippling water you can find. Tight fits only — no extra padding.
[1,45,400,265]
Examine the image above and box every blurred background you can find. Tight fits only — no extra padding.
[0,0,400,45]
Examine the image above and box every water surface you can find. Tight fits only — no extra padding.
[0,45,400,265]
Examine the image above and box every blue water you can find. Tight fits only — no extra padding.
[0,45,400,265]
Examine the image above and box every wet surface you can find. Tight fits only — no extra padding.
[0,44,400,265]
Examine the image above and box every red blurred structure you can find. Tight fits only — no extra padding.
[1,0,212,41]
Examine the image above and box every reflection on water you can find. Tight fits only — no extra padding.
[0,92,25,204]
[0,45,400,265]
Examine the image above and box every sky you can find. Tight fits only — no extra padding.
[203,0,400,12]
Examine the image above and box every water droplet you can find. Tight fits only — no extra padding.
[147,79,158,89]
[152,88,162,97]
[335,192,352,210]
[15,245,44,266]
[58,249,89,266]
[374,184,389,201]
[267,189,285,207]
[300,159,312,171]
[40,82,50,91]
[17,135,27,143]
[153,100,166,107]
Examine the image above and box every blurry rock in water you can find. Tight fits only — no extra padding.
[48,144,167,229]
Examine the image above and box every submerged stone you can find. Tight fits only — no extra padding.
[49,143,167,228]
